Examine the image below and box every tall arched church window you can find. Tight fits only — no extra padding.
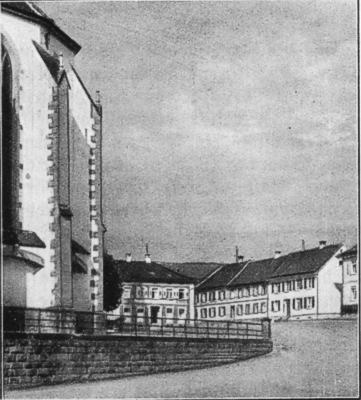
[2,45,18,231]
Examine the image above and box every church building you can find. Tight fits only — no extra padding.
[2,2,105,313]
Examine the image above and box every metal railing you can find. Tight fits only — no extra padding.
[3,306,271,340]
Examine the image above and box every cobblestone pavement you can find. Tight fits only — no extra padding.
[6,319,358,398]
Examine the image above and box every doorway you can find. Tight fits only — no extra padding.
[150,306,160,324]
[283,299,291,318]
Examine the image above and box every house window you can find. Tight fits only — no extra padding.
[179,289,185,299]
[178,308,186,318]
[305,297,314,309]
[209,291,216,301]
[292,280,296,291]
[243,288,249,297]
[196,294,199,303]
[230,290,237,299]
[352,263,357,274]
[123,307,130,314]
[293,298,303,310]
[351,286,357,300]
[245,304,250,315]
[259,285,264,295]
[151,288,158,299]
[166,307,173,314]
[136,287,142,298]
[238,289,243,298]
[209,307,216,318]
[271,301,280,312]
[137,308,144,314]
[285,281,291,292]
[261,302,267,313]
[273,283,279,294]
[166,289,172,299]
[200,309,207,318]
[219,291,225,300]
[253,286,258,296]
[123,287,131,299]
[218,306,226,317]
[201,293,207,303]
[237,304,243,315]
[296,280,303,290]
[253,303,259,314]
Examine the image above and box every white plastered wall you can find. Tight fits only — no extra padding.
[317,247,345,315]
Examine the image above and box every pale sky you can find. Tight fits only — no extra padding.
[38,0,357,263]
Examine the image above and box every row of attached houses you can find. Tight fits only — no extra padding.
[195,242,349,321]
[111,242,357,325]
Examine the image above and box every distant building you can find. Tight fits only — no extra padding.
[337,245,358,314]
[112,254,196,325]
[196,242,345,321]
[2,2,104,312]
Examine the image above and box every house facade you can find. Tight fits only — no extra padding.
[111,257,195,325]
[337,245,358,314]
[2,2,104,312]
[195,242,345,321]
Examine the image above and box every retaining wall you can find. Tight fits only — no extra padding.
[4,332,273,390]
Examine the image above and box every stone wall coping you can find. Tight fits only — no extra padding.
[4,331,271,344]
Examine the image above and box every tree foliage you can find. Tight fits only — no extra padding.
[103,252,122,311]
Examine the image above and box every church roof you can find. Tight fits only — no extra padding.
[33,41,59,81]
[2,2,81,54]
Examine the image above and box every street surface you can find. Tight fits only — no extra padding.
[6,318,358,398]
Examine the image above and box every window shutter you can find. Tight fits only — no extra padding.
[292,299,295,309]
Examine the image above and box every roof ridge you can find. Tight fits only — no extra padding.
[196,264,225,288]
[226,261,251,287]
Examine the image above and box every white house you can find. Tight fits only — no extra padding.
[337,245,358,314]
[2,1,104,313]
[196,241,345,321]
[110,254,196,327]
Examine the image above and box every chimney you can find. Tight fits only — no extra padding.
[302,239,306,251]
[319,240,327,249]
[235,246,244,263]
[125,253,132,263]
[145,243,151,264]
[274,250,281,259]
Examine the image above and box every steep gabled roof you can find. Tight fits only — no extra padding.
[114,260,196,285]
[33,41,59,81]
[197,244,342,290]
[197,263,246,290]
[229,258,274,287]
[2,2,81,54]
[269,244,342,278]
[161,262,224,282]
